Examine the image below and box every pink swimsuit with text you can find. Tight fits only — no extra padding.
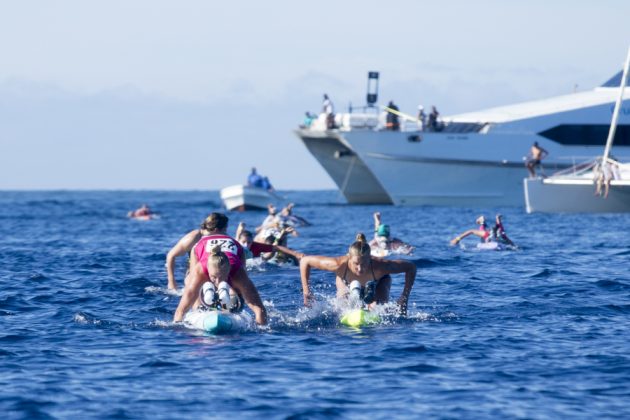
[194,234,244,281]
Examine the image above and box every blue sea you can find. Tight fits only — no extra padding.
[1,190,629,419]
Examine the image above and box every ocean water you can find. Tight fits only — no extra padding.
[1,190,629,419]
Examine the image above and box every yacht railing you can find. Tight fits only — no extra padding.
[300,109,487,134]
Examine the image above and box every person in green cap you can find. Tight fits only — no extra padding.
[370,212,414,257]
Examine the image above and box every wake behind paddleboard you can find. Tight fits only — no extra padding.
[183,310,251,334]
[340,308,381,328]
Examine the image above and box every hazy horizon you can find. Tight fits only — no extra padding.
[2,0,629,190]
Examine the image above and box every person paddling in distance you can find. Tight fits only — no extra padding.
[450,216,490,246]
[490,214,515,247]
[299,233,417,315]
[370,212,414,255]
[128,204,154,218]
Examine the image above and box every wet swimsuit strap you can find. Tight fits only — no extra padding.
[342,258,382,286]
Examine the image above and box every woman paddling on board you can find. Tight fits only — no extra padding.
[299,233,417,315]
[450,215,490,246]
[173,213,267,325]
[166,214,299,289]
[172,213,303,325]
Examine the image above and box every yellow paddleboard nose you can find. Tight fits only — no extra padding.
[340,309,381,328]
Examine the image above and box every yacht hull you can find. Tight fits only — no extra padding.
[294,129,392,204]
[524,178,630,213]
[344,131,575,207]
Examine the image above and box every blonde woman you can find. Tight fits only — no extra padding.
[299,233,417,315]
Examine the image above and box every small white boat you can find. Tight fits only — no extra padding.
[220,184,278,211]
[524,46,630,213]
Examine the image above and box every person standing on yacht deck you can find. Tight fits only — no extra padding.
[323,94,335,129]
[525,142,549,178]
[417,105,427,130]
[427,106,441,131]
[386,100,400,131]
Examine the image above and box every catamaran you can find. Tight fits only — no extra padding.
[524,47,630,213]
[295,66,630,206]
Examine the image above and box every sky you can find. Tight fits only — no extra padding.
[1,0,629,190]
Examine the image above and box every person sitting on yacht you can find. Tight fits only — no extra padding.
[302,111,317,129]
[595,159,619,199]
[450,216,491,246]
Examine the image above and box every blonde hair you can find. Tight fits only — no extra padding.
[207,245,230,272]
[348,233,371,257]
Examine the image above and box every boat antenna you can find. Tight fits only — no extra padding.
[366,71,379,108]
[602,46,630,163]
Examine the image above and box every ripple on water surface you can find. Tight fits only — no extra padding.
[0,191,629,418]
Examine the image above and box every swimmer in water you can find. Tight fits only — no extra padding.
[276,203,311,227]
[369,212,414,255]
[450,216,490,246]
[490,214,515,247]
[299,233,417,315]
[235,222,299,262]
[127,204,153,218]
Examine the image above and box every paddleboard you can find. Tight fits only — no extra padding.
[340,308,381,328]
[475,241,516,251]
[129,214,156,221]
[183,309,251,334]
[476,242,503,251]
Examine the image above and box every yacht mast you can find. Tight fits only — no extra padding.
[603,46,630,162]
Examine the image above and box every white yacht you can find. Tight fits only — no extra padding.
[295,71,630,206]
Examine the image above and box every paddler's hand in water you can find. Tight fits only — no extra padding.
[303,293,314,307]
